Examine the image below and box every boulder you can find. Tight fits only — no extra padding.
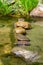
[12,47,40,62]
[15,27,26,34]
[7,0,15,5]
[14,40,30,46]
[16,34,29,41]
[15,21,31,29]
[30,4,43,17]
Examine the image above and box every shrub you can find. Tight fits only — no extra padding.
[0,0,39,15]
[20,0,39,13]
[0,0,12,15]
[12,0,39,16]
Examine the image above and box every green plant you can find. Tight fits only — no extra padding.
[12,0,39,16]
[0,0,39,15]
[20,0,39,13]
[0,0,12,15]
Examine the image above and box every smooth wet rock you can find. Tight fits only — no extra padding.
[12,47,40,62]
[14,40,30,46]
[15,27,26,34]
[16,34,29,41]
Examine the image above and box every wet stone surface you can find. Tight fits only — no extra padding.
[14,19,31,46]
[14,40,30,46]
[16,34,29,41]
[11,47,39,62]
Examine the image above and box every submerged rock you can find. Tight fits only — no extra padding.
[14,40,30,46]
[16,34,29,41]
[12,47,40,62]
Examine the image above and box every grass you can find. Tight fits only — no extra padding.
[0,16,43,65]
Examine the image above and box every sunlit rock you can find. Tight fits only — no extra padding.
[12,47,40,62]
[30,4,43,17]
[15,18,31,29]
[15,27,26,34]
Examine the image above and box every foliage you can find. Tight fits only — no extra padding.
[12,0,39,15]
[0,0,12,15]
[0,0,38,15]
[11,0,26,15]
[20,0,39,13]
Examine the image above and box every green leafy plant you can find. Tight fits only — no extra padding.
[0,0,39,15]
[20,0,39,13]
[0,0,12,15]
[11,0,39,16]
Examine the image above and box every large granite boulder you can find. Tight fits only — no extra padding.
[30,4,43,17]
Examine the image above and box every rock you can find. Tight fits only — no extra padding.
[15,27,26,34]
[14,40,30,46]
[15,21,31,29]
[16,34,29,41]
[7,0,15,5]
[30,4,43,17]
[11,47,40,62]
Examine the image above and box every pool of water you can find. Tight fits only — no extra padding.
[0,16,43,65]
